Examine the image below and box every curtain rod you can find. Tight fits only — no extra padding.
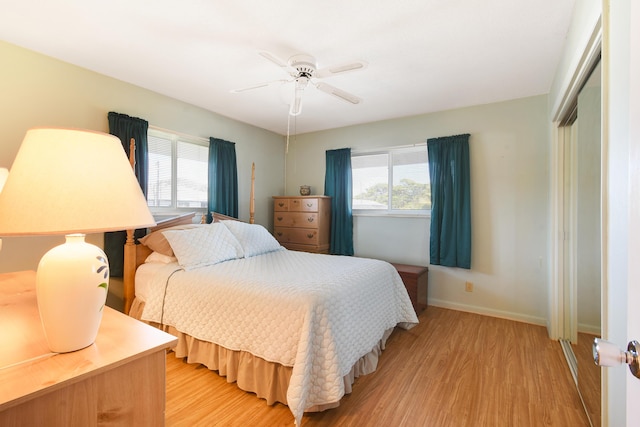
[351,141,426,155]
[148,125,209,144]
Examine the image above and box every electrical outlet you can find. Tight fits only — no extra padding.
[465,281,473,292]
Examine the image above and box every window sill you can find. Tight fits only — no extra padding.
[353,211,431,219]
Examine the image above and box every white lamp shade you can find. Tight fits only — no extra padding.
[0,128,156,235]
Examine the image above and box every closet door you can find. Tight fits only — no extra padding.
[561,60,602,426]
[574,60,601,426]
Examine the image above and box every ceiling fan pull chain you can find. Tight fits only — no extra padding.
[286,111,291,154]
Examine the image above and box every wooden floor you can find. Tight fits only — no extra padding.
[165,306,590,426]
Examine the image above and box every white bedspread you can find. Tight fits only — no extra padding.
[141,250,418,425]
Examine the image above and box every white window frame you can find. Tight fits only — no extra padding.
[351,145,430,217]
[147,127,209,215]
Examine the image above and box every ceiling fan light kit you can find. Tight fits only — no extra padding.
[232,51,367,117]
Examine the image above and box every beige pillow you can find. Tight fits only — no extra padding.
[139,224,205,256]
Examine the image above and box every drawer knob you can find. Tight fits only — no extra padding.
[307,233,314,239]
[307,217,314,223]
[306,203,313,207]
[277,216,283,221]
[278,202,285,207]
[276,232,283,237]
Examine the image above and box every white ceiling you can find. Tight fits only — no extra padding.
[0,0,576,136]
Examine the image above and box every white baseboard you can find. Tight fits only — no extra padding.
[578,323,601,336]
[428,298,547,327]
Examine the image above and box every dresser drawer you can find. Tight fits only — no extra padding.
[274,199,290,211]
[274,212,319,229]
[290,198,318,212]
[274,198,320,212]
[274,227,319,246]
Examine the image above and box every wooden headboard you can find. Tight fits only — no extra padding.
[121,138,256,314]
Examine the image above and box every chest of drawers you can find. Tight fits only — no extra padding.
[273,196,331,253]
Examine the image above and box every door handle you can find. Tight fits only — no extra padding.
[593,338,640,379]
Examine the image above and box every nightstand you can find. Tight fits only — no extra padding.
[0,271,177,426]
[391,263,428,314]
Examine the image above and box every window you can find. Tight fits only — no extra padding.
[147,129,208,211]
[352,146,430,215]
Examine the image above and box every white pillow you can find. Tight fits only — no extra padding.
[221,220,283,258]
[139,223,206,257]
[144,251,177,264]
[162,223,243,270]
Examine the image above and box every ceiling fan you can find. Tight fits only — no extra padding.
[231,51,367,116]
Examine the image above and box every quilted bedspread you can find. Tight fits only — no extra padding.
[141,249,418,425]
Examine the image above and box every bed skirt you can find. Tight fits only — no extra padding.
[129,298,392,413]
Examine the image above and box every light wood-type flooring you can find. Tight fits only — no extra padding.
[165,306,590,426]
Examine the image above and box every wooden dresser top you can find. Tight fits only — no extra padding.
[0,270,177,410]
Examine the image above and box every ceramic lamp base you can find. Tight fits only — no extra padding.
[36,234,110,353]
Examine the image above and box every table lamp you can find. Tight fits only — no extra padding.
[0,128,156,353]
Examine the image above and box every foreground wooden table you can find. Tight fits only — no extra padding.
[0,271,177,426]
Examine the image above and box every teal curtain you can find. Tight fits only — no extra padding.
[427,134,471,269]
[105,112,149,276]
[324,148,354,255]
[207,137,238,222]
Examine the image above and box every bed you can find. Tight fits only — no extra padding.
[122,156,418,426]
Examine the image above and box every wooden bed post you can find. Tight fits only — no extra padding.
[250,162,255,224]
[123,138,137,314]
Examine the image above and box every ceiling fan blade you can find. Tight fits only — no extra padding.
[315,82,362,105]
[230,79,289,93]
[259,51,291,68]
[315,60,367,79]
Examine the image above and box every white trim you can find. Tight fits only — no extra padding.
[428,298,547,327]
[548,123,566,339]
[568,122,579,344]
[577,322,602,336]
[351,142,426,155]
[352,212,430,219]
[148,125,209,145]
[550,19,602,341]
[552,18,603,123]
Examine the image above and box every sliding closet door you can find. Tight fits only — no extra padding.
[574,60,602,426]
[558,58,602,426]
